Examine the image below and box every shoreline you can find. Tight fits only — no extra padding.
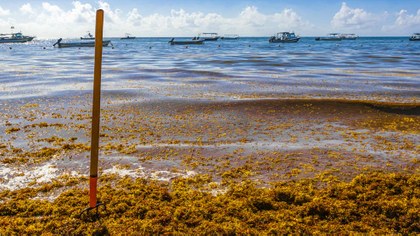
[1,95,418,193]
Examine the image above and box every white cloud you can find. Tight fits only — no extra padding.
[236,7,311,35]
[395,9,420,27]
[381,9,420,35]
[274,8,307,29]
[20,3,34,15]
[2,1,313,38]
[0,6,10,16]
[331,2,378,29]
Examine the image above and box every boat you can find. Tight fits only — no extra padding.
[53,38,111,48]
[0,32,35,43]
[221,34,239,40]
[121,33,136,40]
[80,32,94,40]
[409,33,420,41]
[315,33,342,41]
[340,33,358,40]
[168,38,204,45]
[269,32,300,43]
[193,33,220,41]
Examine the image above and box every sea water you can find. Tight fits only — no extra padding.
[0,37,419,102]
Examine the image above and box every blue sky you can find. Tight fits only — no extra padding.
[0,0,419,38]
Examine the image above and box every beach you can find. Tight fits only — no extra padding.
[0,37,419,234]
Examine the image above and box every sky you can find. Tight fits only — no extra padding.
[0,0,419,38]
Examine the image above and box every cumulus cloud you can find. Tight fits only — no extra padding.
[20,3,34,15]
[331,2,378,29]
[0,6,10,16]
[2,1,313,38]
[395,9,420,27]
[233,6,311,35]
[381,9,420,35]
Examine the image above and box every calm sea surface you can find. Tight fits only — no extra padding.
[0,37,419,102]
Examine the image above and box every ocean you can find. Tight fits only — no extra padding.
[1,37,419,103]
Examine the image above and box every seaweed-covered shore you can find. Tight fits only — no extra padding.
[1,95,419,234]
[1,172,419,234]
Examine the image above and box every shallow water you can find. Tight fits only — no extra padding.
[0,37,419,102]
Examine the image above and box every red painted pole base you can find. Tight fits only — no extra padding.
[89,176,98,208]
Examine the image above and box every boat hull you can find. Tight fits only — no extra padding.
[269,38,300,43]
[409,38,420,41]
[201,37,219,41]
[121,37,136,40]
[0,37,34,43]
[170,40,204,45]
[56,40,111,48]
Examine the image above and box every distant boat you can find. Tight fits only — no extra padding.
[193,33,220,41]
[0,31,34,43]
[269,32,300,43]
[121,33,136,40]
[53,38,111,48]
[80,32,94,40]
[315,33,342,41]
[409,33,420,41]
[168,38,204,45]
[221,34,239,40]
[340,33,358,40]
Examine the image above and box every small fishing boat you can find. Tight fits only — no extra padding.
[221,34,239,40]
[315,33,342,41]
[168,38,204,45]
[269,32,300,43]
[340,33,358,40]
[53,38,111,48]
[193,33,220,41]
[409,33,420,41]
[0,32,34,43]
[121,33,136,40]
[80,32,94,40]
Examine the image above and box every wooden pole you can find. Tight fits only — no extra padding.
[89,9,104,208]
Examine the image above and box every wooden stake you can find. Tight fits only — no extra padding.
[89,9,104,208]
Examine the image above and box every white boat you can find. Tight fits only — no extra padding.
[193,33,220,41]
[340,33,358,40]
[0,32,35,43]
[269,32,300,43]
[221,34,239,40]
[80,31,94,40]
[315,33,342,41]
[409,33,420,41]
[53,38,111,48]
[0,27,35,43]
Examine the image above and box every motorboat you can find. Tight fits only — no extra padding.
[315,33,342,41]
[80,32,94,40]
[409,33,420,41]
[0,32,35,43]
[168,38,204,45]
[53,38,111,48]
[269,32,300,43]
[221,34,239,40]
[193,33,220,41]
[121,33,136,40]
[340,33,358,40]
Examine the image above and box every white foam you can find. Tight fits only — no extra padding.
[102,165,144,178]
[0,163,59,190]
